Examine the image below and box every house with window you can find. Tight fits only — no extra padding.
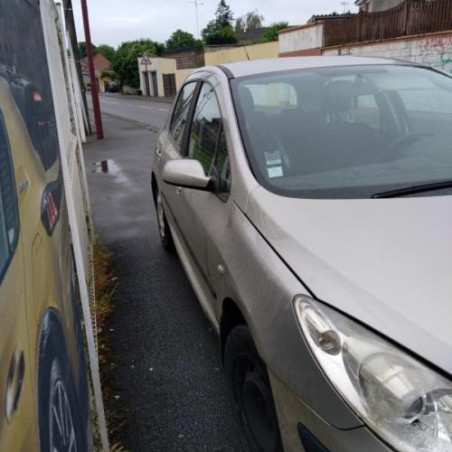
[81,53,114,93]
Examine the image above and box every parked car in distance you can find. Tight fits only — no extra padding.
[151,57,452,452]
[105,81,121,93]
[0,75,91,451]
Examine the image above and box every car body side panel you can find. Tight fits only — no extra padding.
[0,83,39,449]
[0,255,38,451]
[195,198,361,429]
[0,73,89,450]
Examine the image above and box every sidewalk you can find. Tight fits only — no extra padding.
[84,114,249,451]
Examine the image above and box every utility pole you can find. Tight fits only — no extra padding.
[80,0,104,139]
[340,1,350,13]
[62,0,92,135]
[190,0,203,39]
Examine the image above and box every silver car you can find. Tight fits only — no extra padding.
[151,57,452,452]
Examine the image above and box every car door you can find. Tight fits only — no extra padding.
[157,81,198,215]
[0,110,37,451]
[177,82,224,284]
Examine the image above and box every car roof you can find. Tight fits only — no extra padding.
[208,56,422,79]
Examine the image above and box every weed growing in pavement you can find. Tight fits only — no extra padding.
[93,239,129,452]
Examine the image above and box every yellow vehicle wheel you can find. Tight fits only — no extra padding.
[38,313,86,452]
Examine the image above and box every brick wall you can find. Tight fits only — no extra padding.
[322,32,452,73]
[164,50,204,70]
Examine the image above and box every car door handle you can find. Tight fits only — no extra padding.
[6,351,25,420]
[176,186,182,195]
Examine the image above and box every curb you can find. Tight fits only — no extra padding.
[100,93,174,104]
[89,109,161,134]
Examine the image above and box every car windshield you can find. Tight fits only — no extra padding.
[231,65,452,199]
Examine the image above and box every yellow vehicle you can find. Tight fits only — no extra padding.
[0,75,90,451]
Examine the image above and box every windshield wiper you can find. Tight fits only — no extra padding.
[372,180,452,198]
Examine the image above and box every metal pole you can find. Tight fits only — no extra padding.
[80,0,104,139]
[190,0,203,39]
[195,0,200,39]
[62,0,92,135]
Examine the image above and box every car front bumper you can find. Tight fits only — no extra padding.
[269,370,394,452]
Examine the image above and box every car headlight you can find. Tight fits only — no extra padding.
[294,295,452,452]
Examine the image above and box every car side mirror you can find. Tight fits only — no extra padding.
[162,159,214,191]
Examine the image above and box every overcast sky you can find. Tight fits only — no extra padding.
[72,0,357,48]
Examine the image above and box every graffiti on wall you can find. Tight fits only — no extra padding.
[421,36,452,74]
[439,53,452,73]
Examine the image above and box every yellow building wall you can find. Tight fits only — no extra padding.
[204,41,279,66]
[175,69,195,91]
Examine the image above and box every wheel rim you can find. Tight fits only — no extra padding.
[234,357,280,452]
[156,193,166,239]
[50,379,78,452]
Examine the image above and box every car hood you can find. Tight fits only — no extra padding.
[247,187,452,375]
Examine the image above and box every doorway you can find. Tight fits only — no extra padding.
[151,71,158,97]
[163,74,177,97]
[143,71,150,96]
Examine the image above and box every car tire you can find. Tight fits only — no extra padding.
[70,255,92,447]
[156,190,174,251]
[38,316,86,452]
[224,325,283,452]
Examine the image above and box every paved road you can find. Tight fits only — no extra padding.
[91,93,172,131]
[85,106,249,451]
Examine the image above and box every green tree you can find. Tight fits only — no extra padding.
[166,29,204,51]
[215,0,234,28]
[201,0,237,45]
[94,44,116,63]
[112,39,157,88]
[154,42,166,56]
[78,41,96,58]
[235,9,264,33]
[263,22,289,42]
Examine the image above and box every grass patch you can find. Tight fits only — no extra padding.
[93,239,129,452]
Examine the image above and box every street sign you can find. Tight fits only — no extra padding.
[141,54,152,65]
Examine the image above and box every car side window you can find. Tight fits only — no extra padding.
[0,112,19,282]
[169,82,197,149]
[188,83,222,174]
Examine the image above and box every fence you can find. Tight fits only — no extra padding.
[41,1,109,450]
[324,0,452,47]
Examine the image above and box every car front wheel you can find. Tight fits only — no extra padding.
[38,317,86,452]
[224,325,283,452]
